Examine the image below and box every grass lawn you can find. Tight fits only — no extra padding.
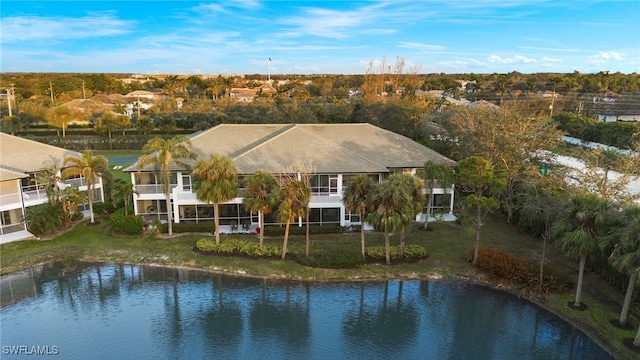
[1,213,638,359]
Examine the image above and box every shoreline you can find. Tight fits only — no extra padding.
[1,216,637,359]
[1,257,619,359]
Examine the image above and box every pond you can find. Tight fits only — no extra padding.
[1,262,612,360]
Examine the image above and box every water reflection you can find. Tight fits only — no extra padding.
[1,262,612,360]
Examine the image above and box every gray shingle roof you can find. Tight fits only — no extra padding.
[127,124,456,174]
[0,133,82,174]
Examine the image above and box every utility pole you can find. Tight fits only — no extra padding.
[82,81,86,99]
[49,81,54,103]
[6,87,12,117]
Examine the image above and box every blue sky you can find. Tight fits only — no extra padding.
[1,1,639,74]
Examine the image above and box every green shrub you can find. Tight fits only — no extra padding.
[195,238,282,258]
[296,249,366,269]
[365,245,428,262]
[24,202,64,236]
[110,208,143,235]
[93,202,118,215]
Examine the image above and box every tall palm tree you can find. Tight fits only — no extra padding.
[192,155,238,245]
[62,150,112,224]
[137,136,196,236]
[273,176,311,261]
[553,193,610,308]
[110,179,138,216]
[243,170,277,248]
[343,174,374,258]
[608,204,640,326]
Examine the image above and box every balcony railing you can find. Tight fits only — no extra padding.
[136,184,178,194]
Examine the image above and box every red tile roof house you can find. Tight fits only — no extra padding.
[125,123,457,233]
[0,133,107,243]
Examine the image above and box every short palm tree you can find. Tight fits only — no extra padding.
[388,174,423,249]
[553,193,610,307]
[62,150,112,224]
[343,174,374,258]
[366,174,419,265]
[33,162,62,205]
[243,170,277,248]
[110,179,138,215]
[192,155,238,245]
[136,136,196,236]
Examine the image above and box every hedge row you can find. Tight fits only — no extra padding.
[195,238,281,258]
[467,247,570,293]
[365,245,429,262]
[28,135,161,151]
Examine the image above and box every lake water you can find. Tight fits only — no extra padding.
[1,262,612,360]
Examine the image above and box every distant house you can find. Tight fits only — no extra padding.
[125,123,457,230]
[0,134,107,243]
[228,84,277,102]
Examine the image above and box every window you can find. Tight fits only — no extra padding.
[307,208,341,226]
[182,175,192,192]
[310,175,338,195]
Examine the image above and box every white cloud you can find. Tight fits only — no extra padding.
[487,54,537,64]
[398,41,445,52]
[590,51,625,61]
[0,15,133,43]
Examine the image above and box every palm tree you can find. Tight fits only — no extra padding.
[62,150,112,224]
[33,162,62,205]
[243,170,277,248]
[553,193,610,308]
[192,155,238,245]
[110,179,138,215]
[607,204,640,326]
[136,136,196,236]
[343,174,374,258]
[272,175,311,261]
[366,181,405,265]
[388,174,423,249]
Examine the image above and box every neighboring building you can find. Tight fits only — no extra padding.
[126,123,457,231]
[595,110,640,123]
[228,84,277,102]
[0,133,107,243]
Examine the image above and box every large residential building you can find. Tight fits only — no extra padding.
[126,123,457,231]
[0,133,107,243]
